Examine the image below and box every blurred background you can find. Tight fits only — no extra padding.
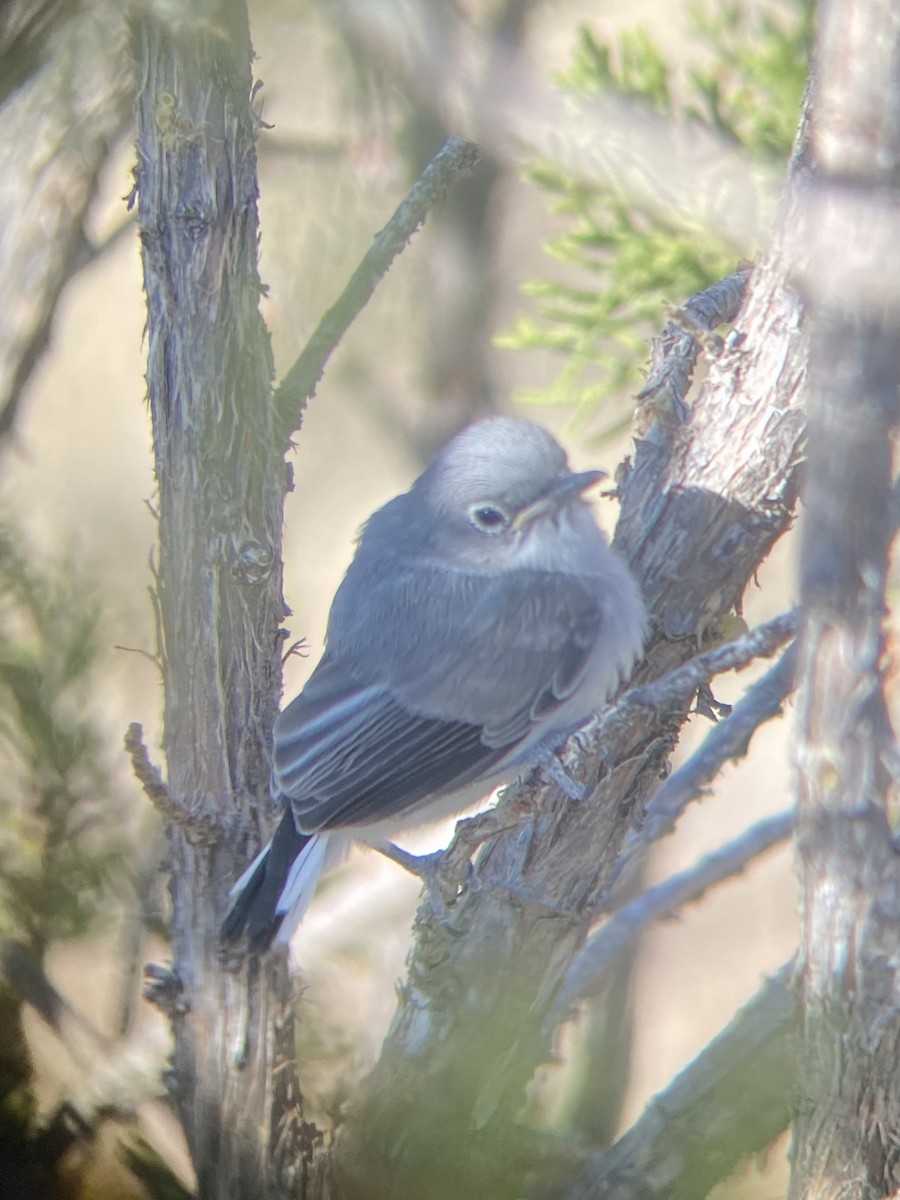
[0,0,810,1194]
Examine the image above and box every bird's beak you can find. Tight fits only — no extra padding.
[511,468,606,531]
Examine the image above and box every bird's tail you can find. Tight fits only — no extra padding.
[221,810,329,951]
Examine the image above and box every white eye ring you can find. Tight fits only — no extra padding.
[468,503,510,533]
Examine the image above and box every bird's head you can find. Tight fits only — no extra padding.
[410,417,607,573]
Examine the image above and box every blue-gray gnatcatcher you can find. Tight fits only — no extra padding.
[222,417,647,949]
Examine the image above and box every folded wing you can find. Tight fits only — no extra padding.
[274,566,605,832]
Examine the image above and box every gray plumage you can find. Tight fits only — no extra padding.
[222,417,647,950]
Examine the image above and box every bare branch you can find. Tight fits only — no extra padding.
[554,811,793,1019]
[591,643,798,916]
[114,643,163,672]
[124,722,219,844]
[274,135,480,436]
[590,610,799,755]
[558,965,797,1200]
[644,644,797,813]
[626,610,797,712]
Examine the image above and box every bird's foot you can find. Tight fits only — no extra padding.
[375,804,531,929]
[373,840,472,929]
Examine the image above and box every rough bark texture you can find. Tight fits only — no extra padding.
[333,223,807,1199]
[790,2,900,1196]
[133,6,325,1198]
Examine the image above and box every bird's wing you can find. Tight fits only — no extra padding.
[274,667,508,831]
[274,566,605,832]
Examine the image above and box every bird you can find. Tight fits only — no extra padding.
[221,416,647,950]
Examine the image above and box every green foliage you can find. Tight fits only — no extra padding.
[689,0,814,158]
[562,26,675,113]
[502,0,813,426]
[0,520,125,957]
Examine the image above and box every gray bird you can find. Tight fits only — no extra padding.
[222,417,646,950]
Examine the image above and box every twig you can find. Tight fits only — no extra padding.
[275,135,480,437]
[553,811,793,1021]
[114,643,163,672]
[557,964,797,1200]
[124,722,220,843]
[628,609,797,712]
[282,637,309,664]
[591,609,799,754]
[594,644,798,913]
[636,644,797,827]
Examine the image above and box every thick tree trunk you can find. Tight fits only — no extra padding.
[133,5,324,1197]
[790,2,900,1196]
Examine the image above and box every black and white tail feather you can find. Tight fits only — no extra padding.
[220,812,324,951]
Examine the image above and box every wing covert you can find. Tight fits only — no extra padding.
[274,565,607,830]
[273,661,508,832]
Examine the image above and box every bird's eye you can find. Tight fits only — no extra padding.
[468,503,509,533]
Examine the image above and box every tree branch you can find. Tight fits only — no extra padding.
[274,135,480,437]
[124,722,219,843]
[591,643,798,914]
[635,265,752,437]
[554,811,793,1020]
[558,964,797,1200]
[133,8,325,1195]
[593,610,799,748]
